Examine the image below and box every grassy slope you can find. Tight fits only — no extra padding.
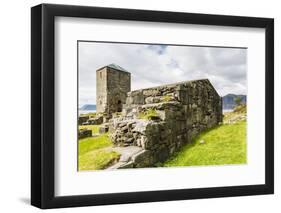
[78,125,120,171]
[79,149,120,170]
[163,121,247,167]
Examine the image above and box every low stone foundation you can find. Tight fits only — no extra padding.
[106,146,149,169]
[78,115,89,125]
[88,116,103,125]
[78,129,92,139]
[79,115,104,125]
[99,123,109,134]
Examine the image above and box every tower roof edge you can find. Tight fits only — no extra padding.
[96,64,130,74]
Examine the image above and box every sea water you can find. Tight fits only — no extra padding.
[79,110,96,115]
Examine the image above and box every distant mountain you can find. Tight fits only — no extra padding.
[80,104,96,111]
[222,94,246,110]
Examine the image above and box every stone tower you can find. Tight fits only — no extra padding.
[96,64,131,115]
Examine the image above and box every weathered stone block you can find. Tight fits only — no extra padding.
[78,116,89,125]
[88,116,103,125]
[132,150,152,167]
[78,129,92,139]
[99,123,109,134]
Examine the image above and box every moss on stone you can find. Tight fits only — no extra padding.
[112,111,122,117]
[138,108,160,120]
[161,95,173,102]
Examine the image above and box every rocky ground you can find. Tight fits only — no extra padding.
[223,104,247,124]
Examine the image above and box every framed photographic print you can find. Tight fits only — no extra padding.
[31,3,274,209]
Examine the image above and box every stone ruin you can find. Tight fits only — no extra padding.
[78,129,92,139]
[79,64,223,169]
[96,64,131,120]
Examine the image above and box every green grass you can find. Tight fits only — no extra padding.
[79,133,112,156]
[138,108,159,120]
[78,132,120,171]
[162,121,247,167]
[79,125,100,134]
[161,95,172,102]
[79,150,120,170]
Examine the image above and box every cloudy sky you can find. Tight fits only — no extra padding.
[78,42,247,106]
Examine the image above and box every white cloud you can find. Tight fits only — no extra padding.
[78,42,247,105]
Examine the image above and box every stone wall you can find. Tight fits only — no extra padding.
[109,79,222,168]
[78,114,103,125]
[96,67,107,113]
[78,115,89,125]
[96,66,131,115]
[78,129,92,139]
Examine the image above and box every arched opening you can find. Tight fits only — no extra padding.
[117,100,122,112]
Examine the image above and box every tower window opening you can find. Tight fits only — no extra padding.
[117,100,122,112]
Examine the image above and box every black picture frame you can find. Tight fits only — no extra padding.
[31,3,274,209]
